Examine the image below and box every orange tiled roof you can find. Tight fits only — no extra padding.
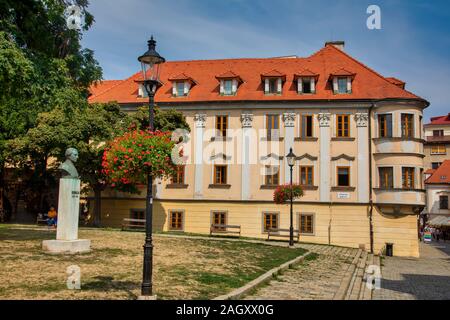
[386,77,406,89]
[425,160,450,184]
[425,169,436,175]
[168,72,195,82]
[294,68,319,78]
[88,44,426,105]
[216,70,240,79]
[426,113,450,126]
[89,80,122,98]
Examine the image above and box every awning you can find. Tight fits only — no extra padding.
[428,216,450,227]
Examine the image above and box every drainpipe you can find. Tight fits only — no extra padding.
[368,104,374,254]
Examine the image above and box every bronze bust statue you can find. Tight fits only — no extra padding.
[59,148,79,179]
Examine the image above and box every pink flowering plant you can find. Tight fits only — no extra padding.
[273,184,304,204]
[102,129,177,193]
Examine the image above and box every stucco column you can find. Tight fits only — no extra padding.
[194,114,206,199]
[319,113,331,201]
[241,113,253,200]
[355,113,370,203]
[283,112,296,183]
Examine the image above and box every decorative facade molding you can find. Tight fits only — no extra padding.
[355,113,369,127]
[241,113,254,128]
[282,112,296,127]
[210,153,232,161]
[318,113,331,127]
[194,113,206,128]
[260,153,284,161]
[296,153,318,161]
[331,154,356,161]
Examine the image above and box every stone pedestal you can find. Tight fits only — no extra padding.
[42,239,91,254]
[42,178,90,254]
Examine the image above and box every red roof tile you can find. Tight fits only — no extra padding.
[426,113,450,126]
[261,69,286,78]
[89,80,122,98]
[330,68,355,77]
[425,169,436,175]
[88,45,427,105]
[168,73,196,83]
[386,77,406,89]
[294,68,319,78]
[425,160,450,184]
[215,71,243,83]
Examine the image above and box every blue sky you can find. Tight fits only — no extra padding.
[81,0,450,120]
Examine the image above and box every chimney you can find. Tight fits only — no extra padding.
[325,41,345,51]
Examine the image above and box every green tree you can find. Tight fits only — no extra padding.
[0,0,101,217]
[9,102,132,226]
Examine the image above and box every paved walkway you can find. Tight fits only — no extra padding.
[244,245,359,300]
[373,242,450,300]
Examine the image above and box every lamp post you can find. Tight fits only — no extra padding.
[286,148,296,247]
[137,36,165,298]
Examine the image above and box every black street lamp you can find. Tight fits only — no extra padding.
[286,147,296,247]
[137,36,165,298]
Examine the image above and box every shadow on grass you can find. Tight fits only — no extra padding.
[0,228,55,241]
[83,276,139,299]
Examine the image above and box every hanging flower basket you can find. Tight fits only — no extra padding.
[102,129,177,193]
[273,184,304,204]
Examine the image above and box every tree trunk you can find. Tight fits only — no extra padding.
[93,185,102,227]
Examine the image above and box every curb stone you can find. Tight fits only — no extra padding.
[213,251,313,300]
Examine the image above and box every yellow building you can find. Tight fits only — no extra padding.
[89,41,429,257]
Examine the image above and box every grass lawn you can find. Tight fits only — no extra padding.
[0,224,306,300]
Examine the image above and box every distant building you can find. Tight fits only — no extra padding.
[424,113,450,170]
[424,160,450,223]
[89,41,429,257]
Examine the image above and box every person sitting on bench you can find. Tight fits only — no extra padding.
[47,206,58,228]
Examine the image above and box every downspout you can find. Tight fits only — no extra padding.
[368,104,374,254]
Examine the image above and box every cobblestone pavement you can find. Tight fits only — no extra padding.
[244,245,358,300]
[373,242,450,300]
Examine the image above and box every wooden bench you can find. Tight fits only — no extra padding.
[121,218,146,231]
[210,224,241,237]
[267,228,300,242]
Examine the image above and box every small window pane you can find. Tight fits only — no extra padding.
[401,114,414,138]
[176,82,185,96]
[337,77,348,94]
[440,196,449,210]
[224,80,233,95]
[300,215,314,234]
[302,115,313,138]
[170,211,183,230]
[379,167,393,189]
[264,213,278,232]
[337,167,350,186]
[302,78,312,93]
[402,167,415,189]
[265,166,279,185]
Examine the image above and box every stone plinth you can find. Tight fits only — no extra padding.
[57,178,81,241]
[42,239,91,254]
[42,178,90,254]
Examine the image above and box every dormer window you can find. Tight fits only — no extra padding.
[337,77,348,94]
[216,71,242,96]
[295,69,318,94]
[168,73,196,97]
[261,70,285,95]
[176,82,186,97]
[330,69,355,94]
[267,78,279,94]
[224,80,233,95]
[138,83,148,98]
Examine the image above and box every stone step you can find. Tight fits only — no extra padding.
[333,249,362,300]
[361,253,374,300]
[348,251,368,300]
